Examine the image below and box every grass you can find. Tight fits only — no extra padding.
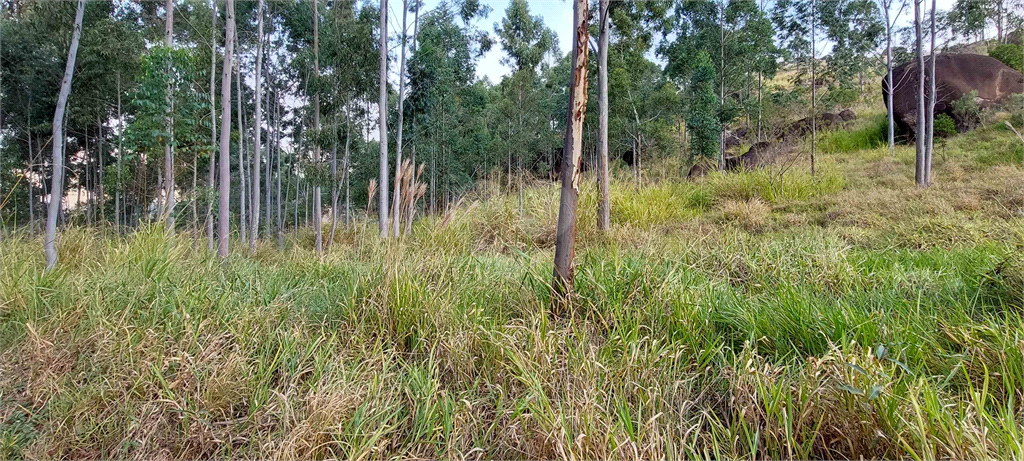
[1,114,1022,459]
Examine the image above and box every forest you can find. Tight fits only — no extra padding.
[1,0,1023,459]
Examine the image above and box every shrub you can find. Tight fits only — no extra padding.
[952,90,981,130]
[933,113,957,137]
[989,43,1023,71]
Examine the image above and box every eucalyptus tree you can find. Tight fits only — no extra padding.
[819,0,883,94]
[218,0,236,258]
[925,0,935,184]
[391,0,410,236]
[773,0,824,173]
[495,0,556,213]
[879,0,906,153]
[406,0,492,214]
[162,0,174,230]
[44,0,85,270]
[597,0,610,231]
[250,0,264,251]
[377,0,388,237]
[663,0,777,163]
[207,0,217,250]
[913,0,927,186]
[552,0,589,299]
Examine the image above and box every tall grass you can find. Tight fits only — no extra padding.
[1,120,1021,459]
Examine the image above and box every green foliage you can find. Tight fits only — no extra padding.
[819,86,859,112]
[952,90,981,130]
[686,51,720,162]
[933,113,957,137]
[989,43,1024,71]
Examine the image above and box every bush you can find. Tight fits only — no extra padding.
[933,113,957,137]
[952,90,981,130]
[989,43,1023,71]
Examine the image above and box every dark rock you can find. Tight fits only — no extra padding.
[819,112,841,127]
[882,53,1023,139]
[725,141,777,171]
[687,160,717,179]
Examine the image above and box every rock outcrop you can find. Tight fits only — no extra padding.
[882,53,1023,138]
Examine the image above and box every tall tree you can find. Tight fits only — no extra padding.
[218,0,236,258]
[207,0,217,251]
[251,0,264,251]
[44,0,85,270]
[596,0,610,232]
[163,0,175,230]
[879,0,905,153]
[552,0,589,298]
[925,0,935,184]
[913,0,927,186]
[391,0,409,236]
[313,0,324,252]
[377,0,389,237]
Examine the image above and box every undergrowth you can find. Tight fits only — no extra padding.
[0,114,1022,460]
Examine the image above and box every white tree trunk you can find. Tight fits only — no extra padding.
[914,0,926,186]
[250,0,264,250]
[391,0,408,236]
[236,59,247,243]
[597,0,610,232]
[44,0,85,270]
[218,0,236,258]
[313,0,323,253]
[207,0,217,251]
[925,0,936,185]
[378,0,390,237]
[163,0,176,231]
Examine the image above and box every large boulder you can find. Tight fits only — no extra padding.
[882,53,1023,139]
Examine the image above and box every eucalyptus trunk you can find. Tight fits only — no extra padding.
[883,0,895,153]
[810,0,817,176]
[250,0,264,250]
[597,0,610,232]
[391,0,409,236]
[218,0,236,258]
[313,0,323,253]
[552,0,590,298]
[163,0,176,231]
[925,0,935,185]
[207,0,217,251]
[914,0,926,186]
[44,0,85,270]
[236,59,247,243]
[378,0,390,237]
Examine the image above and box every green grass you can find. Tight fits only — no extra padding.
[817,113,888,154]
[1,117,1022,459]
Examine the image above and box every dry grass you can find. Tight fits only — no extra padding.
[1,108,1022,459]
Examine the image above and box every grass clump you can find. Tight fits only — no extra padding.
[817,113,887,153]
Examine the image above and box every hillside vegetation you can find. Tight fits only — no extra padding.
[1,107,1022,459]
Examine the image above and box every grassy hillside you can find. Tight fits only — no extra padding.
[1,108,1022,458]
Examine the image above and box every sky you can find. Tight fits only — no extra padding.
[417,0,963,84]
[416,0,576,83]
